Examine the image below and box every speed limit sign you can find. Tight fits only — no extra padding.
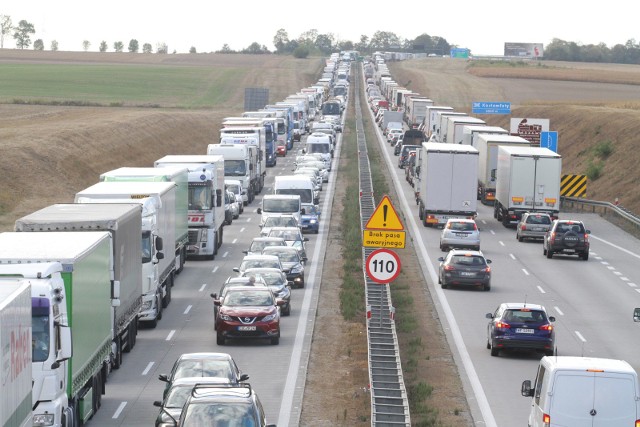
[365,248,401,284]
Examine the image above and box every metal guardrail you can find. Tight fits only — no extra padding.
[561,197,640,238]
[353,64,411,426]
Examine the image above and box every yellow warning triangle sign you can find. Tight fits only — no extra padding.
[365,195,404,230]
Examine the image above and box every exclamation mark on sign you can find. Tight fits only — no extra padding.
[383,205,388,227]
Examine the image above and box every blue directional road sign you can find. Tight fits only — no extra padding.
[472,102,511,114]
[540,131,558,152]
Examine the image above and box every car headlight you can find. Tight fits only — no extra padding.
[200,228,208,241]
[219,313,232,321]
[310,219,317,224]
[263,312,278,322]
[33,414,55,426]
[141,301,152,310]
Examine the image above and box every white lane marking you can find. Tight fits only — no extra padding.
[522,269,529,276]
[240,227,245,233]
[630,283,638,287]
[607,266,615,270]
[621,277,629,281]
[212,266,219,274]
[636,289,640,294]
[112,402,127,419]
[481,219,487,225]
[222,251,229,258]
[490,230,495,235]
[594,256,603,260]
[142,362,154,375]
[613,271,622,276]
[554,306,564,316]
[184,305,192,314]
[575,331,587,342]
[590,235,640,259]
[232,238,238,244]
[166,330,176,341]
[591,252,598,256]
[509,253,516,260]
[199,284,207,292]
[499,241,505,246]
[246,217,252,222]
[537,285,546,294]
[601,261,609,265]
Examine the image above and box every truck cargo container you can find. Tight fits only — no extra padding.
[0,232,113,426]
[443,116,486,144]
[475,134,531,205]
[207,143,258,203]
[423,106,454,137]
[75,181,177,327]
[433,111,467,142]
[14,203,144,368]
[405,97,434,128]
[417,143,479,227]
[220,121,267,190]
[494,146,562,227]
[461,125,509,147]
[0,280,31,427]
[99,166,188,274]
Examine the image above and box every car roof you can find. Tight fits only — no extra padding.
[262,246,299,253]
[243,267,285,275]
[269,226,302,232]
[251,236,286,242]
[241,254,280,261]
[448,249,484,256]
[500,302,546,311]
[171,376,231,387]
[177,352,233,361]
[224,276,267,285]
[445,218,476,223]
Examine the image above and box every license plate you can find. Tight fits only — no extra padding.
[532,227,542,231]
[515,328,534,334]
[454,233,467,237]
[238,326,256,331]
[460,272,475,277]
[564,249,575,253]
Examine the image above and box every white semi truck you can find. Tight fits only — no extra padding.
[0,232,114,427]
[220,121,267,192]
[155,154,226,260]
[14,203,144,368]
[75,181,178,327]
[0,279,32,427]
[417,143,479,227]
[208,143,259,204]
[494,146,562,227]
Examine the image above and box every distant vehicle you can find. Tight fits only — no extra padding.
[243,237,287,256]
[233,254,283,276]
[486,303,555,357]
[439,218,480,251]
[262,245,306,288]
[260,214,300,237]
[242,267,292,315]
[267,226,309,260]
[543,219,590,260]
[300,203,321,234]
[438,249,491,291]
[516,212,552,242]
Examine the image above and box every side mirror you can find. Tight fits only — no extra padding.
[437,257,445,262]
[156,236,164,251]
[304,237,309,242]
[521,380,534,397]
[486,259,492,264]
[485,313,494,319]
[239,373,250,382]
[633,308,640,322]
[210,293,217,299]
[232,267,240,273]
[153,401,162,407]
[257,208,262,214]
[548,316,556,322]
[158,374,169,383]
[585,229,591,234]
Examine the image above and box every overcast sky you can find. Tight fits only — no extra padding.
[1,1,637,55]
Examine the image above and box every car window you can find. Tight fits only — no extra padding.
[451,255,486,266]
[225,291,274,306]
[174,360,232,380]
[448,222,476,231]
[504,309,547,323]
[526,215,551,225]
[166,386,193,409]
[182,402,256,427]
[557,222,584,233]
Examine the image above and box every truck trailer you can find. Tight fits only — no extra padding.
[207,143,258,204]
[0,232,114,427]
[417,143,479,227]
[14,203,144,367]
[75,181,178,327]
[0,279,32,427]
[155,155,226,260]
[494,146,562,227]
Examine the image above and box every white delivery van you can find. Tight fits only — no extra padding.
[257,194,302,226]
[521,356,640,427]
[274,175,317,205]
[305,133,333,170]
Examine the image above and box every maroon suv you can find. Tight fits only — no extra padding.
[215,287,282,345]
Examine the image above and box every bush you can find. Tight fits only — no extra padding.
[592,140,614,159]
[293,46,309,59]
[586,160,604,180]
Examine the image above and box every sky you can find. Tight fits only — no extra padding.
[1,1,637,56]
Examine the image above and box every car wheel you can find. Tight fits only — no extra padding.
[517,234,524,242]
[490,346,499,357]
[543,245,547,255]
[216,332,225,346]
[270,335,280,345]
[486,338,491,350]
[314,229,319,234]
[545,349,555,357]
[581,251,589,261]
[439,243,446,251]
[483,282,491,291]
[475,246,480,251]
[283,304,291,316]
[546,249,553,259]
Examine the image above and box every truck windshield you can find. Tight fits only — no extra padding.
[263,199,300,213]
[308,143,330,154]
[142,230,152,263]
[32,302,50,362]
[189,185,212,210]
[277,122,286,135]
[322,103,341,116]
[224,160,246,177]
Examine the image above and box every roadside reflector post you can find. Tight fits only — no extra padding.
[366,305,372,319]
[390,306,396,321]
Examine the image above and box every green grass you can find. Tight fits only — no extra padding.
[0,63,246,108]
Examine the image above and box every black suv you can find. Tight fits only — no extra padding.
[543,219,590,260]
[176,383,275,427]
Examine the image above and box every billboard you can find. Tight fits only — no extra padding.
[504,43,544,58]
[510,118,549,146]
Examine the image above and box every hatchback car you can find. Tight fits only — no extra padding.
[225,180,244,213]
[242,268,292,315]
[267,226,309,260]
[486,303,556,357]
[261,245,306,288]
[398,144,421,168]
[300,203,321,234]
[178,383,275,427]
[439,218,480,251]
[157,352,248,399]
[543,219,590,260]
[438,249,491,291]
[211,276,268,325]
[516,212,552,242]
[215,287,282,345]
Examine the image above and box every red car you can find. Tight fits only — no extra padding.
[215,287,283,345]
[276,141,287,156]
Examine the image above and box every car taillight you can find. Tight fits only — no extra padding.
[635,419,640,427]
[521,224,527,230]
[495,321,510,329]
[542,413,550,426]
[549,232,556,243]
[444,265,455,271]
[473,223,478,230]
[584,233,589,241]
[484,266,491,273]
[539,324,553,331]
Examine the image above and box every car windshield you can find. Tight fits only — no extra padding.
[165,385,193,409]
[302,204,317,215]
[307,143,330,154]
[450,255,486,266]
[249,240,281,252]
[269,230,301,241]
[262,198,300,213]
[264,216,297,228]
[240,260,280,270]
[447,222,476,232]
[526,215,551,225]
[225,290,274,306]
[556,222,584,233]
[252,272,286,287]
[181,401,256,427]
[503,309,547,323]
[272,251,298,262]
[173,360,233,382]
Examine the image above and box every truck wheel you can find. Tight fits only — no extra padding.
[162,277,172,308]
[113,336,122,369]
[546,249,553,259]
[157,294,163,320]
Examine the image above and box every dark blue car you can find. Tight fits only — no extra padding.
[299,203,320,234]
[486,303,556,357]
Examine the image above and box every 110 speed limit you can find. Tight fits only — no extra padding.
[365,248,401,284]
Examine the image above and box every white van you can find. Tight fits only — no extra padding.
[305,133,333,170]
[257,194,302,226]
[274,175,317,205]
[521,356,640,427]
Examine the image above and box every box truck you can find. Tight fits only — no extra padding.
[0,280,32,427]
[75,181,177,327]
[220,121,267,191]
[0,232,114,426]
[14,203,143,368]
[423,106,454,137]
[100,166,188,274]
[417,143,479,227]
[443,116,486,144]
[155,155,226,260]
[494,146,561,227]
[522,356,640,427]
[475,134,531,205]
[461,125,508,147]
[207,143,258,204]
